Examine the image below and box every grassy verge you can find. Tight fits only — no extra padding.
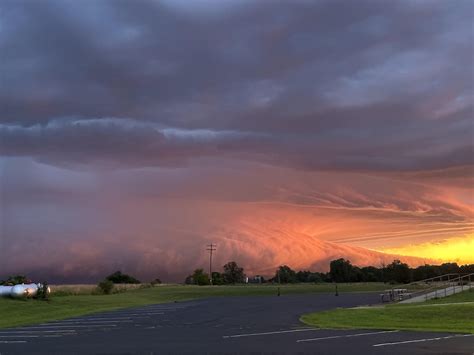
[301,290,474,334]
[1,283,390,328]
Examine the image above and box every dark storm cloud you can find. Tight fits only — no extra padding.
[0,0,472,171]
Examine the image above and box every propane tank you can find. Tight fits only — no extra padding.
[0,283,49,298]
[0,286,12,297]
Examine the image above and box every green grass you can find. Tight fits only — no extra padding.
[301,290,474,334]
[424,290,474,304]
[0,283,391,328]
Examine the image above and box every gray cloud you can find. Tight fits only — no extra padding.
[0,114,472,171]
[0,0,472,172]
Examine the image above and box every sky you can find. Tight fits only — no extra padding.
[0,0,473,282]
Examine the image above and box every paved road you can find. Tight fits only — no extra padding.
[0,293,472,354]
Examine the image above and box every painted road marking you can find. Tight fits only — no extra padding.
[0,341,27,344]
[223,328,321,339]
[41,320,132,325]
[0,330,76,334]
[373,334,474,347]
[0,335,65,339]
[17,325,117,329]
[0,335,40,338]
[64,317,137,323]
[107,313,164,316]
[297,330,399,343]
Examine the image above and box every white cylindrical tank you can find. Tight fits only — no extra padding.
[0,283,49,298]
[0,286,12,297]
[11,284,29,298]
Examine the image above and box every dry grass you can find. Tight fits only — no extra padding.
[50,283,153,296]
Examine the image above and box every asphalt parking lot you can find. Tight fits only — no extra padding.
[0,293,472,354]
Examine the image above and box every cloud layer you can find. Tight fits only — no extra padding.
[0,0,472,281]
[1,0,472,171]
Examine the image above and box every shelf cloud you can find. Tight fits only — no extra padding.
[0,0,472,281]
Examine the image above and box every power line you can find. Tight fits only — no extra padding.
[206,243,216,285]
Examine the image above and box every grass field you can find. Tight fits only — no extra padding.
[301,290,474,334]
[50,283,146,296]
[1,283,392,328]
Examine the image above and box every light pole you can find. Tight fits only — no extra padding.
[206,243,216,285]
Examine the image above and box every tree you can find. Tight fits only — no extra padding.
[296,270,311,283]
[211,272,224,285]
[360,266,382,282]
[105,271,140,284]
[350,266,363,282]
[439,263,459,275]
[329,259,353,282]
[274,265,297,283]
[307,272,325,283]
[412,264,438,281]
[223,261,245,284]
[189,269,210,285]
[385,260,411,284]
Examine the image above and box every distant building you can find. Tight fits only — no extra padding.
[248,275,265,284]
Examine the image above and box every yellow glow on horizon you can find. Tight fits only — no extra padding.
[379,234,474,265]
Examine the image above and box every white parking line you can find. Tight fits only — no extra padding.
[297,330,399,343]
[65,317,139,323]
[0,330,76,334]
[41,320,132,325]
[223,328,321,339]
[373,334,474,347]
[18,325,117,329]
[0,340,27,344]
[0,335,39,338]
[146,308,180,311]
[109,312,164,316]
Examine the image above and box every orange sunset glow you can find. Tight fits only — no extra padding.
[380,235,474,265]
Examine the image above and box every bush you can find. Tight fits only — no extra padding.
[184,275,194,284]
[211,272,224,285]
[97,280,114,294]
[0,275,30,286]
[35,282,50,300]
[105,271,140,284]
[184,269,210,285]
[151,278,162,285]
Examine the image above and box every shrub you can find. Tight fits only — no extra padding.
[0,275,30,286]
[35,282,50,300]
[97,280,114,294]
[151,278,162,285]
[184,275,194,284]
[184,269,210,285]
[105,271,140,284]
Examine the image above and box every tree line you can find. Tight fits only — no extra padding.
[185,261,245,285]
[3,259,473,288]
[184,259,474,285]
[327,259,474,284]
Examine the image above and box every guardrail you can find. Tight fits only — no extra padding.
[379,273,473,303]
[397,273,473,302]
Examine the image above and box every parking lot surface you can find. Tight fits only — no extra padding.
[0,293,472,354]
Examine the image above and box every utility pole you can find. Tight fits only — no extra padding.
[206,243,216,285]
